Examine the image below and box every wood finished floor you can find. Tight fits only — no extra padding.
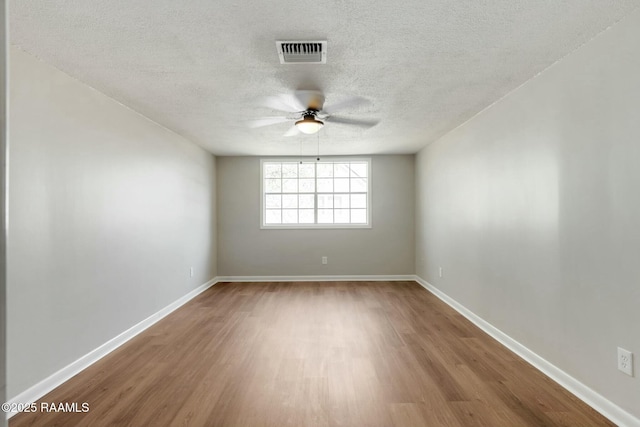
[11,281,614,427]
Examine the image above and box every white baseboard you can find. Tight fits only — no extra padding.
[413,275,640,427]
[6,277,220,419]
[216,274,416,282]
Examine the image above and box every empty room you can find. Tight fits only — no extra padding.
[2,1,639,426]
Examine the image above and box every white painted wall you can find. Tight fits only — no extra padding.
[415,10,640,421]
[217,156,414,276]
[7,48,217,398]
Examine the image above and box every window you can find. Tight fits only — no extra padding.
[261,159,371,228]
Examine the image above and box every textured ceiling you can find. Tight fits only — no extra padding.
[10,1,640,156]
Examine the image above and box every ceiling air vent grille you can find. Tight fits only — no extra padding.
[276,41,327,64]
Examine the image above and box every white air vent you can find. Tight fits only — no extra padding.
[276,41,327,64]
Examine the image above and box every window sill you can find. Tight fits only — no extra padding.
[260,224,372,230]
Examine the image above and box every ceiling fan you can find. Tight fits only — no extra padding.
[248,90,379,136]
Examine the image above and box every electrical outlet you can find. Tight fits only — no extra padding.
[439,267,443,278]
[322,256,328,265]
[190,267,194,278]
[617,347,634,376]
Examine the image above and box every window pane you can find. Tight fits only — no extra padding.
[282,209,298,223]
[299,209,314,223]
[263,159,370,228]
[335,209,350,223]
[351,177,367,192]
[265,194,282,208]
[317,178,333,193]
[351,209,367,224]
[350,162,367,178]
[334,178,349,192]
[282,194,298,208]
[299,178,314,193]
[318,209,333,223]
[299,194,314,208]
[265,209,282,224]
[317,163,333,177]
[264,163,282,178]
[334,194,349,208]
[282,178,298,193]
[318,194,333,208]
[265,179,281,193]
[334,163,350,177]
[299,163,315,178]
[351,194,366,209]
[282,163,298,178]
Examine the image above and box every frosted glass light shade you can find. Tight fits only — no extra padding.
[295,116,324,134]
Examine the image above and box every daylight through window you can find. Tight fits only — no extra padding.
[261,159,370,228]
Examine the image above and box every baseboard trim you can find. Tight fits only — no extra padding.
[413,275,640,427]
[6,277,220,419]
[216,274,415,282]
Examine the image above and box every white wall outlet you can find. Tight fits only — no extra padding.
[439,267,443,278]
[322,256,328,265]
[617,347,634,376]
[190,267,194,278]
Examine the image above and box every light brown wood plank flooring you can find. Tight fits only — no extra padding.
[10,281,614,427]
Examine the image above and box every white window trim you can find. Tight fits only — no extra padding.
[260,157,372,229]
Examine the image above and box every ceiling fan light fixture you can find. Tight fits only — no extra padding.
[295,115,324,134]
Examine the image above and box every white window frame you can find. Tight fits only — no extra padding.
[260,158,372,229]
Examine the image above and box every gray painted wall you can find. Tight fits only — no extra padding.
[217,156,414,276]
[7,48,217,398]
[1,1,6,423]
[415,10,640,420]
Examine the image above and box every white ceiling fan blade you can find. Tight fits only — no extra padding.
[262,94,305,113]
[283,125,301,137]
[323,96,371,115]
[247,116,291,128]
[325,116,379,128]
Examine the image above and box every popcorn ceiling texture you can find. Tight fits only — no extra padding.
[10,0,640,155]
